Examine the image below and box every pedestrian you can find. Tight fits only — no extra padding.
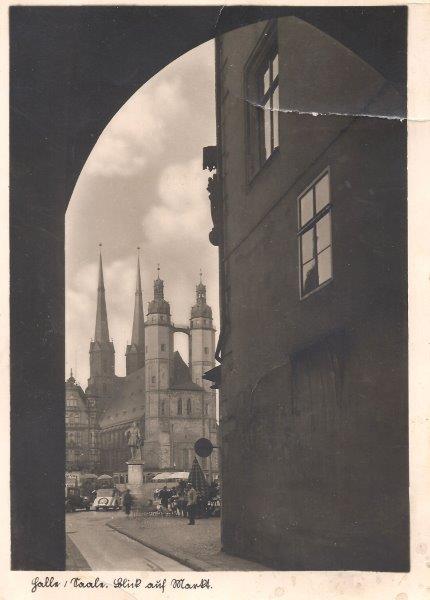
[123,489,133,517]
[186,483,197,525]
[158,485,170,512]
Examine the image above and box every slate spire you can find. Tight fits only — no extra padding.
[126,248,146,375]
[94,245,110,343]
[131,248,145,346]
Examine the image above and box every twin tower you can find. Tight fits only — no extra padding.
[86,248,216,412]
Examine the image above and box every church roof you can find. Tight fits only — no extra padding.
[99,352,202,428]
[171,351,202,391]
[99,368,146,429]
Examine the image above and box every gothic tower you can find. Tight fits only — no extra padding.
[125,249,145,375]
[189,273,216,390]
[189,273,218,475]
[144,268,174,468]
[87,247,115,413]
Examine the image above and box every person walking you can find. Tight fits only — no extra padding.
[186,483,197,525]
[158,485,170,514]
[123,489,133,517]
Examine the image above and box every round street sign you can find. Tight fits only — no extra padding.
[194,437,214,458]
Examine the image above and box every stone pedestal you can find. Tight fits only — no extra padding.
[126,461,153,507]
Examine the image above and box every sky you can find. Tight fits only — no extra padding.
[66,40,218,387]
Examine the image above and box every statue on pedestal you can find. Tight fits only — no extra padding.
[125,421,144,461]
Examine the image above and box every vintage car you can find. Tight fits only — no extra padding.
[65,487,95,512]
[92,488,122,511]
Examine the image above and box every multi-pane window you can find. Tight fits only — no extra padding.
[298,171,333,297]
[246,25,279,179]
[259,50,279,161]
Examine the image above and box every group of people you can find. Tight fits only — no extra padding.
[122,479,220,524]
[156,483,198,524]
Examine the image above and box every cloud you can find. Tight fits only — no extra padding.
[83,77,186,178]
[66,40,217,383]
[145,157,212,245]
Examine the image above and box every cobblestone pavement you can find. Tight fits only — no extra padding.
[108,514,269,571]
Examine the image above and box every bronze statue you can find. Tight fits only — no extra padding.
[124,421,143,461]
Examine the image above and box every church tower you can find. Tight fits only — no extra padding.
[125,249,145,375]
[145,267,173,391]
[189,272,215,390]
[87,246,115,412]
[144,267,174,468]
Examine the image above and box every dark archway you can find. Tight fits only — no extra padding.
[10,6,406,569]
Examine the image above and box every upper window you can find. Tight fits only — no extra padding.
[186,398,192,415]
[177,398,183,415]
[204,347,209,355]
[161,343,165,352]
[246,25,279,179]
[298,171,333,298]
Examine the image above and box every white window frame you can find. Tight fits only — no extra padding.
[297,169,333,299]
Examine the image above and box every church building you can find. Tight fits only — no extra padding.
[65,250,218,481]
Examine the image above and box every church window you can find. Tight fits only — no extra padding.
[161,343,165,351]
[151,375,156,384]
[186,398,192,415]
[182,448,188,469]
[177,399,183,415]
[204,403,209,416]
[204,347,209,354]
[298,171,332,298]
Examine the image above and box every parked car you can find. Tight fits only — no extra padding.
[92,488,122,511]
[65,487,95,512]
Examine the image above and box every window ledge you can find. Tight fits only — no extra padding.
[300,277,333,301]
[247,146,280,190]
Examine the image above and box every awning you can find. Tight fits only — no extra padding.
[152,471,189,482]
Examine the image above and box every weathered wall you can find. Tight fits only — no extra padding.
[218,17,407,570]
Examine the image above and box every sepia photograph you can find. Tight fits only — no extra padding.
[8,2,424,592]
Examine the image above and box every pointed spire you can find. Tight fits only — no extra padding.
[94,244,110,342]
[131,247,145,346]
